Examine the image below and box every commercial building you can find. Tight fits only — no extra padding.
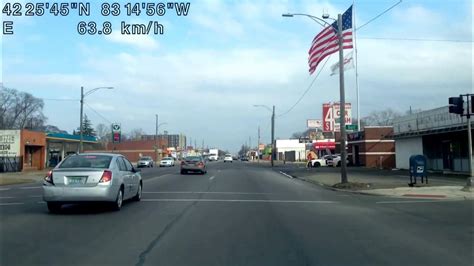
[275,139,306,161]
[346,127,395,169]
[0,130,98,172]
[392,106,472,173]
[141,133,186,150]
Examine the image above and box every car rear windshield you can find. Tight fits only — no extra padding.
[140,157,152,160]
[163,157,173,161]
[185,156,201,162]
[58,155,112,169]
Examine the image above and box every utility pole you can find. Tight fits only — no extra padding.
[79,86,84,153]
[155,114,158,162]
[271,105,275,167]
[258,125,260,163]
[337,13,348,184]
[466,97,473,184]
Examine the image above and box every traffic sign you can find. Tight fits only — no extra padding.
[346,124,358,131]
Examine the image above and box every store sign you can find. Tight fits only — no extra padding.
[111,123,121,143]
[0,130,21,157]
[322,103,352,132]
[307,119,322,129]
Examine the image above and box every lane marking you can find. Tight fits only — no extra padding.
[376,199,464,204]
[19,186,42,190]
[279,171,294,179]
[209,176,215,181]
[402,194,446,198]
[142,199,336,203]
[0,202,24,206]
[143,191,274,195]
[0,188,12,191]
[0,196,14,199]
[143,174,172,183]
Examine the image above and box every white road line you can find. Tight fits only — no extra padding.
[376,199,464,204]
[28,195,42,198]
[0,188,12,191]
[19,186,42,190]
[37,201,46,204]
[279,171,294,179]
[142,199,336,203]
[143,174,172,183]
[143,191,274,195]
[0,202,24,206]
[0,196,14,199]
[209,176,215,181]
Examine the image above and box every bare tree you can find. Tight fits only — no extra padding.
[362,108,402,126]
[128,128,145,140]
[0,86,47,129]
[96,123,111,143]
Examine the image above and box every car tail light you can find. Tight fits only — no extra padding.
[44,170,54,184]
[99,170,113,183]
[197,162,204,168]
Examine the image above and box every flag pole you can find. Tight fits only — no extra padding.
[353,0,361,131]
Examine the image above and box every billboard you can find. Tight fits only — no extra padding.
[322,103,352,132]
[307,119,322,128]
[0,130,21,157]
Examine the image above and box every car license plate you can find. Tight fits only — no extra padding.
[67,176,86,185]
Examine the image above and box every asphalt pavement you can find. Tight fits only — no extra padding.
[0,161,472,266]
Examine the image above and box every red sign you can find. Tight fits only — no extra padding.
[313,141,336,150]
[322,102,352,132]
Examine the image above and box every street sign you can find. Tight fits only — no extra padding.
[346,124,358,131]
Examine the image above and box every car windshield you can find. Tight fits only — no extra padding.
[58,155,112,169]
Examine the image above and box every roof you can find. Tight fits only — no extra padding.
[46,133,98,143]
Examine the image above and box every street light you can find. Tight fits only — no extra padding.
[283,10,349,184]
[253,104,275,167]
[80,86,114,153]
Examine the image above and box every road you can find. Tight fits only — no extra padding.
[1,161,472,266]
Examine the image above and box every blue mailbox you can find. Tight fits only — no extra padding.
[409,155,428,185]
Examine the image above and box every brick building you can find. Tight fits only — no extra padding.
[344,126,396,169]
[86,139,168,162]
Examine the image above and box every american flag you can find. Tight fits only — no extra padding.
[308,5,353,75]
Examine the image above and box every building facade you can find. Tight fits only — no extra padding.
[141,134,186,150]
[392,106,472,173]
[346,127,395,169]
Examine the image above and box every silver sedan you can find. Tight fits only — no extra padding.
[43,153,142,213]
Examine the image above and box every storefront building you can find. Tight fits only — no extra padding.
[392,106,472,173]
[0,129,46,172]
[346,127,395,169]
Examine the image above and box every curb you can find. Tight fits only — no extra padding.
[279,171,472,200]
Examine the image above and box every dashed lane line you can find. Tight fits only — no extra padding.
[0,202,24,206]
[209,176,215,181]
[19,186,42,190]
[143,191,274,195]
[376,199,465,204]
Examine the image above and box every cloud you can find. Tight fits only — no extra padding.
[105,31,159,50]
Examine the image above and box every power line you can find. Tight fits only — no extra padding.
[42,98,78,101]
[84,103,112,124]
[358,36,472,43]
[277,55,331,118]
[356,0,403,31]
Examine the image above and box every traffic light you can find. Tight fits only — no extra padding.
[471,95,474,114]
[448,96,464,115]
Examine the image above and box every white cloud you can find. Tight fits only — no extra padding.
[105,31,159,50]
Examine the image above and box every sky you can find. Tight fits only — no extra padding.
[1,0,473,153]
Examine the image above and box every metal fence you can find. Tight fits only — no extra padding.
[0,157,22,173]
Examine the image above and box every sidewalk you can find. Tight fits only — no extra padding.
[278,166,473,200]
[0,170,49,186]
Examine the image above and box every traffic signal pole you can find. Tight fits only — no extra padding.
[466,98,473,185]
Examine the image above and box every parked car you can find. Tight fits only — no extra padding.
[224,154,233,163]
[327,154,349,167]
[160,157,175,167]
[137,156,154,168]
[310,158,327,167]
[42,153,143,213]
[181,156,207,174]
[240,156,249,161]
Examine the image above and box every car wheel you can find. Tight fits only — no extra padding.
[315,162,321,167]
[112,188,124,211]
[47,202,62,213]
[133,182,142,201]
[181,169,186,175]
